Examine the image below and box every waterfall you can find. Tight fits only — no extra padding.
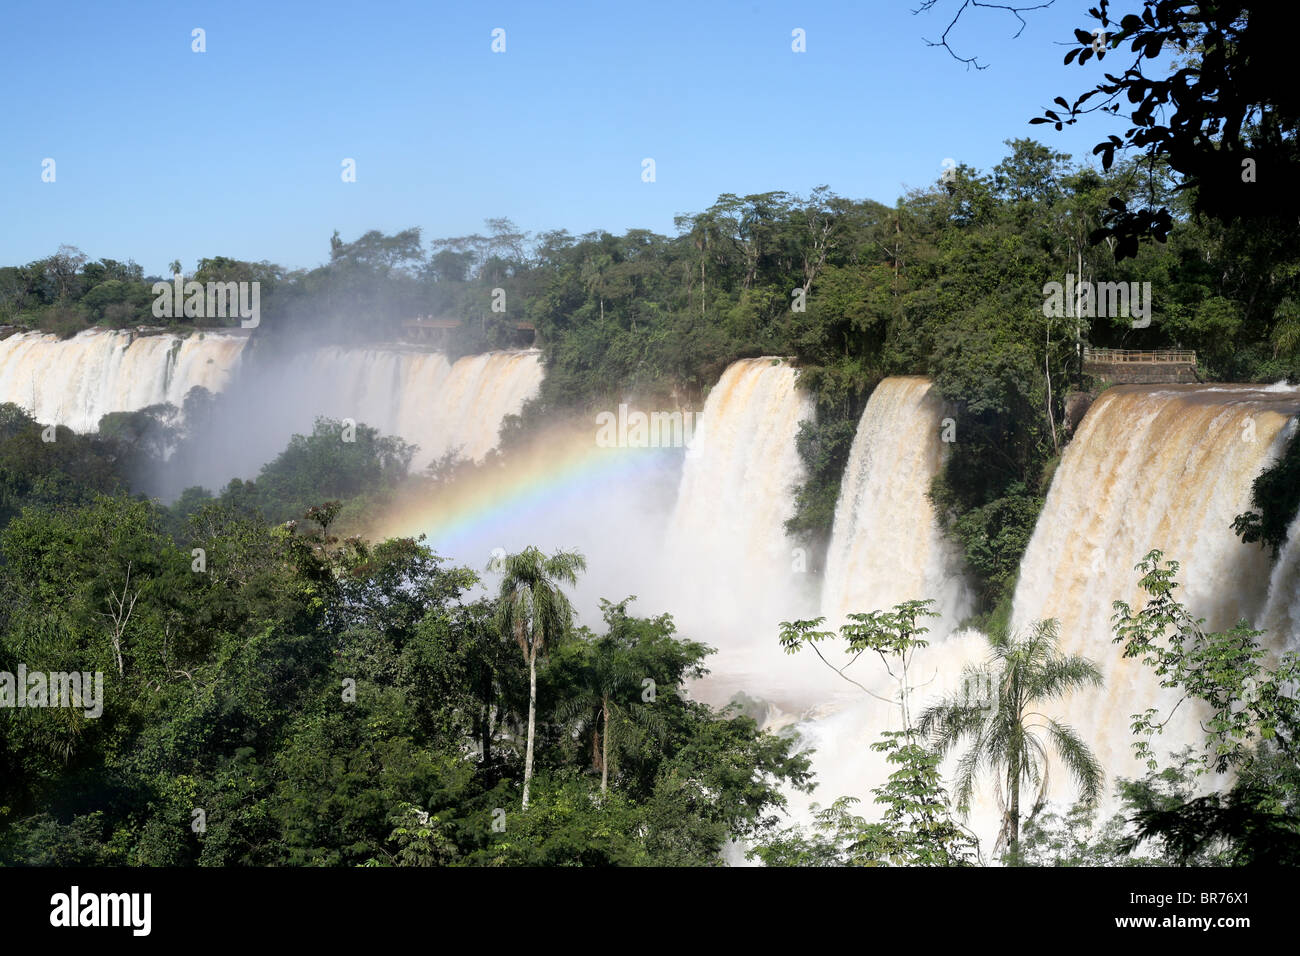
[423,351,548,463]
[0,329,246,431]
[1262,507,1300,649]
[661,357,819,705]
[294,347,544,468]
[821,376,971,631]
[0,329,543,487]
[778,377,977,841]
[1009,383,1300,796]
[778,382,1300,854]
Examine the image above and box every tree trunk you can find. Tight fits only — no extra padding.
[1076,246,1084,388]
[523,648,537,809]
[1008,759,1021,864]
[1045,325,1059,454]
[600,696,610,794]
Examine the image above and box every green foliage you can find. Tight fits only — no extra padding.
[852,731,979,866]
[1232,428,1300,555]
[942,490,1045,609]
[1043,3,1300,258]
[0,403,134,527]
[238,417,414,525]
[763,600,972,866]
[1097,554,1300,865]
[1111,550,1300,773]
[918,619,1104,862]
[752,731,979,868]
[784,416,860,544]
[1022,745,1300,867]
[0,418,808,866]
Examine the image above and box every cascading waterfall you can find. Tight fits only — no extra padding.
[18,328,1299,858]
[1009,384,1300,806]
[660,357,820,706]
[423,350,547,463]
[778,377,975,839]
[1262,506,1300,648]
[0,329,543,486]
[821,376,971,631]
[779,382,1300,855]
[0,329,246,431]
[298,347,543,467]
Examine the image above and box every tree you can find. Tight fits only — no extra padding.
[1111,550,1300,775]
[1037,4,1300,258]
[918,619,1104,862]
[46,245,87,299]
[774,601,977,865]
[564,639,641,794]
[488,546,586,809]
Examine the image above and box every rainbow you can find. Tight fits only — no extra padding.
[373,426,682,554]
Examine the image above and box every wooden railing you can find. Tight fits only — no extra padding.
[1083,347,1197,365]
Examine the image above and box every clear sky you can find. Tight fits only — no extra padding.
[1,0,1120,275]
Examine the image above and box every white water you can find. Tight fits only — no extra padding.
[17,331,1300,860]
[768,382,1300,857]
[1262,506,1300,650]
[300,346,544,467]
[660,357,822,707]
[821,376,972,632]
[0,329,543,488]
[776,377,978,848]
[0,329,246,431]
[1006,384,1300,821]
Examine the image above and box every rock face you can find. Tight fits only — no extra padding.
[1064,390,1094,432]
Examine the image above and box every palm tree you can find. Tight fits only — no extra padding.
[489,546,586,809]
[917,618,1104,862]
[560,633,662,793]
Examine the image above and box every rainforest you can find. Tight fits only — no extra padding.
[0,1,1297,883]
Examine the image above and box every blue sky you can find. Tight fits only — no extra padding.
[1,0,1121,274]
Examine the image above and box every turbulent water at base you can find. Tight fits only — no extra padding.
[660,357,822,707]
[1008,384,1300,815]
[821,376,971,631]
[0,329,246,431]
[773,377,976,848]
[772,383,1300,857]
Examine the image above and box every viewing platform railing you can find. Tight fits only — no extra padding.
[1083,347,1197,365]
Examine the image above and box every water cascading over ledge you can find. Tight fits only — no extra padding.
[783,382,1300,851]
[299,346,544,467]
[1262,506,1300,647]
[165,343,545,489]
[820,376,972,632]
[1009,383,1300,793]
[0,329,544,484]
[661,357,819,705]
[0,328,247,431]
